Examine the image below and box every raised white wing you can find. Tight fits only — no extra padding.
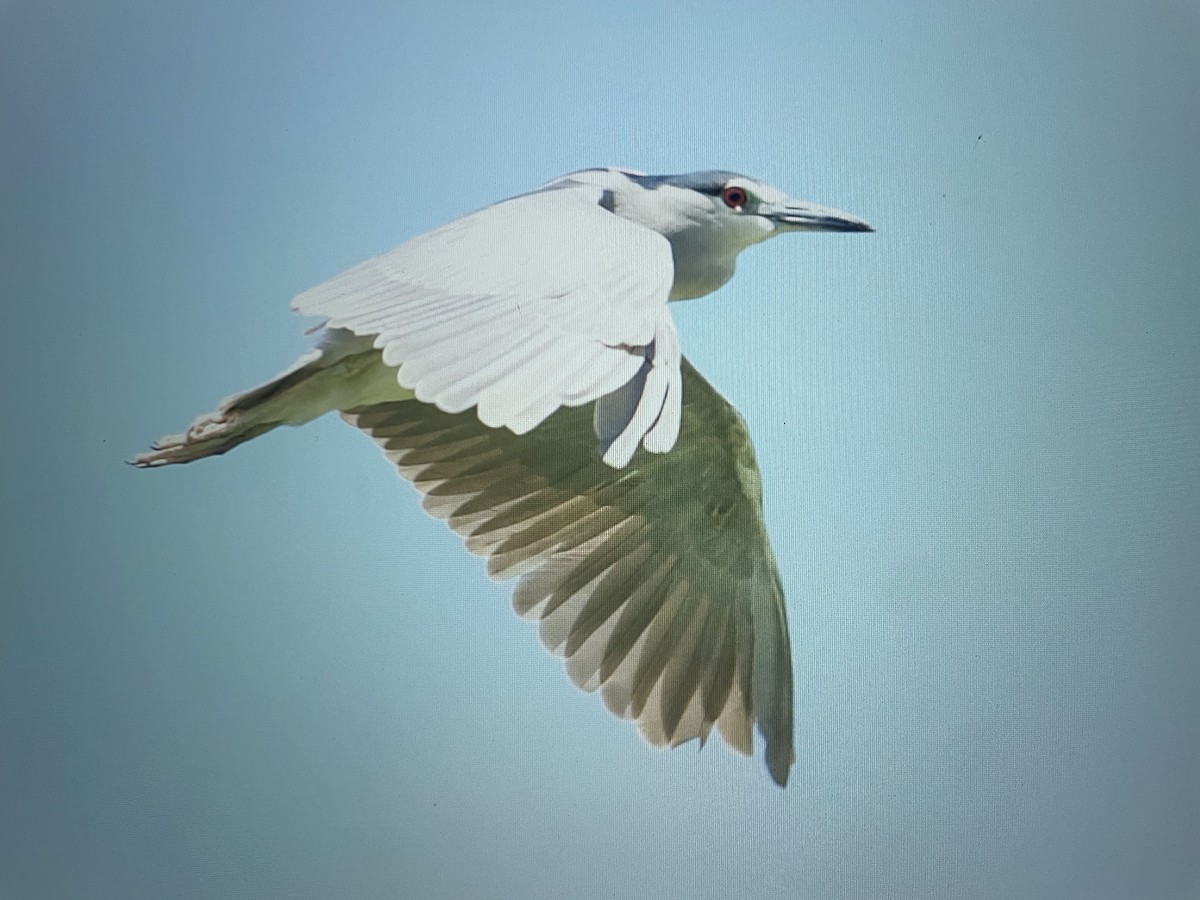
[343,358,795,786]
[293,180,681,467]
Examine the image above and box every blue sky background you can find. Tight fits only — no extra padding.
[2,1,1198,898]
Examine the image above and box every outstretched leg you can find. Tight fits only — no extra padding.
[131,329,409,467]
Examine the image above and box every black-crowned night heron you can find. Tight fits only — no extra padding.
[134,167,872,786]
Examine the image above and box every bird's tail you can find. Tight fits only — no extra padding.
[131,330,406,468]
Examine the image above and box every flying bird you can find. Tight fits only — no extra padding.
[134,167,872,786]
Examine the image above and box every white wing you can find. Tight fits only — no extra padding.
[343,358,795,786]
[293,180,681,467]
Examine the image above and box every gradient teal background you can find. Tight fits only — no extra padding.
[2,2,1198,898]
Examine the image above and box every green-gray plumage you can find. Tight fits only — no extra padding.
[345,358,795,785]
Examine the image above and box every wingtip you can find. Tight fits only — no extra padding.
[767,753,791,787]
[764,731,795,787]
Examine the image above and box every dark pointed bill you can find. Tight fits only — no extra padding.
[763,201,874,232]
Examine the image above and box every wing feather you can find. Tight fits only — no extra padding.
[342,357,795,785]
[295,179,680,463]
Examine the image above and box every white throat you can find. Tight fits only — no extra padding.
[564,168,775,302]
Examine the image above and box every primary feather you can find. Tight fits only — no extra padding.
[344,358,794,785]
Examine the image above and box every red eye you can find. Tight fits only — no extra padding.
[721,186,748,209]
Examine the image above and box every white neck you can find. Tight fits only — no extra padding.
[563,169,774,302]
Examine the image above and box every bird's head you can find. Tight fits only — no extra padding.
[564,168,873,300]
[655,169,873,238]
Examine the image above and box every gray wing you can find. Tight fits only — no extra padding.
[343,358,795,785]
[294,179,681,467]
